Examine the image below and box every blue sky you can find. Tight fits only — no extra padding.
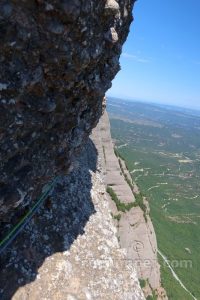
[107,0,200,109]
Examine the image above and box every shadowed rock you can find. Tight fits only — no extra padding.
[0,140,97,299]
[0,0,135,225]
[0,140,144,300]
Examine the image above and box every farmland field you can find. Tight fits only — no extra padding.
[107,97,200,299]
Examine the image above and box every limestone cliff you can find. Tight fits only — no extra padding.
[92,111,168,299]
[0,1,147,299]
[0,0,135,225]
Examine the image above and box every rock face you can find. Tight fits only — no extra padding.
[0,140,144,300]
[0,0,135,223]
[92,111,168,299]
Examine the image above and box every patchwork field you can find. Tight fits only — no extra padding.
[108,97,200,299]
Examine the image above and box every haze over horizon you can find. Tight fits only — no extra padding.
[107,0,200,110]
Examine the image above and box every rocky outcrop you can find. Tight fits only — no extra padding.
[0,0,135,224]
[92,111,168,299]
[0,140,144,300]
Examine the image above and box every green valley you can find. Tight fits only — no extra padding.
[108,97,200,299]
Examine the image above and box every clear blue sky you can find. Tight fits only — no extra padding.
[107,0,200,109]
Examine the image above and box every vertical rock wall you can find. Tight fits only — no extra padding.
[0,0,135,223]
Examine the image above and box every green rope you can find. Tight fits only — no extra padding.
[0,176,59,255]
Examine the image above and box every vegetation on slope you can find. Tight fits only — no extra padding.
[108,98,200,299]
[114,147,147,220]
[106,186,135,212]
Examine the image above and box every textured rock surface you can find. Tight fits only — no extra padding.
[92,111,168,299]
[0,0,135,224]
[92,111,136,204]
[0,140,144,300]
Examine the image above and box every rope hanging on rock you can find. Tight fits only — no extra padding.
[0,177,59,255]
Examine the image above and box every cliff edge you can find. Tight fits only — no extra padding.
[92,111,168,299]
[0,0,135,225]
[0,139,144,300]
[0,2,149,299]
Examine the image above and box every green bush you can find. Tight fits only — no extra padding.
[146,294,157,300]
[135,192,147,214]
[113,213,121,221]
[106,186,135,212]
[139,278,146,289]
[113,148,148,221]
[146,296,153,300]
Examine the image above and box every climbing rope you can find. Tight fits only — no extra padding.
[0,176,59,255]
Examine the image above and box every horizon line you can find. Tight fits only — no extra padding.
[106,94,200,112]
